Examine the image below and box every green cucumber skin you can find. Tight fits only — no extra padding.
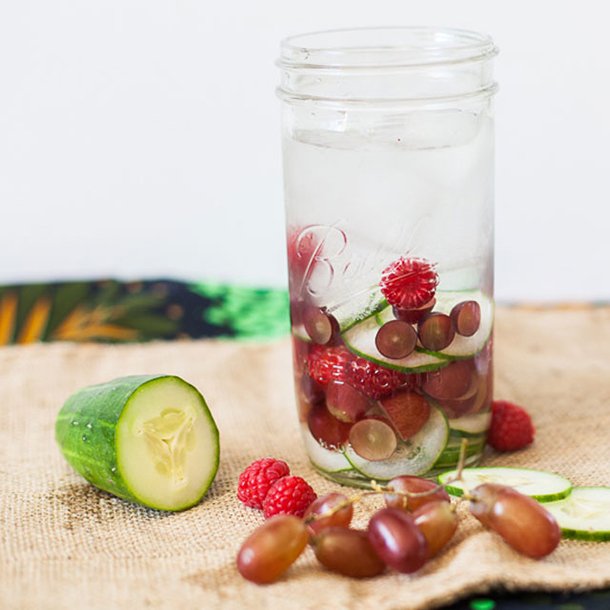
[339,297,388,333]
[56,375,172,505]
[559,528,610,542]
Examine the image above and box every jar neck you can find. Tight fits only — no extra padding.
[277,27,498,106]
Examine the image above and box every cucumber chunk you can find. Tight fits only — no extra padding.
[301,424,353,474]
[438,467,572,503]
[344,406,448,480]
[419,290,493,359]
[56,375,220,511]
[545,487,610,541]
[342,313,448,373]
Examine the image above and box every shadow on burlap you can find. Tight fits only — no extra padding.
[1,306,609,610]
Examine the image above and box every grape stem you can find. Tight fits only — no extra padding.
[306,438,471,524]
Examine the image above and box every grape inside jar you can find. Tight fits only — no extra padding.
[278,27,497,487]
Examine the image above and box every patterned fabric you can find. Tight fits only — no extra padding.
[0,279,608,609]
[0,280,289,345]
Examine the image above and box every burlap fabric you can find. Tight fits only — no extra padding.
[1,306,610,610]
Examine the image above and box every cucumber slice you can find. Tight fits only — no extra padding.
[332,290,387,332]
[419,290,494,359]
[438,467,572,503]
[434,439,485,468]
[342,313,448,373]
[56,375,220,511]
[545,487,610,541]
[292,324,311,342]
[344,406,449,480]
[301,425,353,473]
[449,412,491,436]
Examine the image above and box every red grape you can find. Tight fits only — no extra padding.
[418,313,455,351]
[379,391,431,440]
[435,371,489,418]
[413,501,458,558]
[384,475,450,512]
[237,515,309,584]
[450,300,481,337]
[291,336,310,374]
[349,418,397,461]
[367,508,428,573]
[313,527,386,578]
[307,404,352,449]
[393,297,436,324]
[469,483,561,559]
[290,299,305,326]
[295,373,325,423]
[375,320,417,359]
[305,492,353,535]
[422,360,478,401]
[326,381,370,423]
[303,306,339,345]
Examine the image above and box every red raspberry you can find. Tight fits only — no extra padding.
[237,458,290,509]
[347,355,409,399]
[488,400,535,451]
[307,345,350,386]
[380,257,438,310]
[262,475,317,519]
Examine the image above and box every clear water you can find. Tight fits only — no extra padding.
[284,110,494,304]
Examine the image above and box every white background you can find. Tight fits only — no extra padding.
[1,1,609,301]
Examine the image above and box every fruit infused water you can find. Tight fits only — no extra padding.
[278,27,498,486]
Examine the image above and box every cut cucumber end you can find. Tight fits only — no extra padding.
[545,487,610,541]
[56,375,219,512]
[116,376,219,511]
[438,467,572,503]
[344,406,449,481]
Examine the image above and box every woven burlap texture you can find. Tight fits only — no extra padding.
[1,306,610,610]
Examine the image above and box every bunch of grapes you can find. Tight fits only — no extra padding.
[236,474,561,584]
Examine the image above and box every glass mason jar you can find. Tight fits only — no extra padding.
[277,27,497,487]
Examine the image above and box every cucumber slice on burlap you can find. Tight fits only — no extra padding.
[438,467,572,503]
[56,375,219,511]
[545,487,610,541]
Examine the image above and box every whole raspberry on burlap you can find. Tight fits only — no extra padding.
[488,400,535,451]
[262,475,317,518]
[237,458,290,509]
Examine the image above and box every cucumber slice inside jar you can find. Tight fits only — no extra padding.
[342,312,448,373]
[544,487,610,541]
[418,290,494,359]
[344,406,448,480]
[55,375,220,511]
[438,467,572,503]
[332,290,388,333]
[448,411,492,436]
[300,424,353,474]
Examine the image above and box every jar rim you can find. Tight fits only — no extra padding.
[278,26,497,71]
